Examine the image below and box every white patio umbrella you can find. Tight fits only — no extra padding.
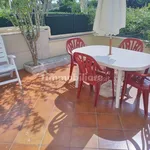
[93,0,126,55]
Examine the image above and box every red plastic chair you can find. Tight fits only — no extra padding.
[119,38,145,97]
[74,52,115,106]
[121,71,150,116]
[66,38,85,79]
[119,38,144,52]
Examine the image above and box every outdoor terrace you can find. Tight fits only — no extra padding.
[0,65,149,150]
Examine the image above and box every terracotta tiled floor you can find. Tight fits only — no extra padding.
[0,65,150,150]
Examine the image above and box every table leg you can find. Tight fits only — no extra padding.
[75,65,79,88]
[115,70,123,108]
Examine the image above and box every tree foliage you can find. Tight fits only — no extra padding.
[126,0,150,8]
[0,0,47,66]
[79,0,88,14]
[59,0,74,12]
[120,6,150,37]
[87,0,97,25]
[0,0,10,9]
[56,0,81,13]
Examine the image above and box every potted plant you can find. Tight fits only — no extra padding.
[0,0,49,74]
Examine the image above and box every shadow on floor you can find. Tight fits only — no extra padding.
[44,81,150,150]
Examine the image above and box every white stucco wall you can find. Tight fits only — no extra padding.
[0,27,149,69]
[1,27,51,69]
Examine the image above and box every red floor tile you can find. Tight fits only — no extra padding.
[48,111,74,127]
[120,114,147,130]
[40,145,70,150]
[73,113,96,127]
[11,144,39,150]
[98,130,128,149]
[0,66,149,150]
[0,144,11,150]
[75,101,96,113]
[42,127,72,147]
[97,114,122,130]
[96,99,117,114]
[70,127,98,148]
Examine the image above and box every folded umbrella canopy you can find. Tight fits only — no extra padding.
[93,0,126,55]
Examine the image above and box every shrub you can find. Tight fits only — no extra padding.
[119,6,150,40]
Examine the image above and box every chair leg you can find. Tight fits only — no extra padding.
[143,91,149,116]
[77,80,83,99]
[10,71,13,78]
[15,68,22,87]
[120,78,127,105]
[90,84,93,92]
[144,68,149,74]
[110,69,115,100]
[136,89,141,99]
[69,62,74,79]
[94,84,100,107]
[112,78,115,100]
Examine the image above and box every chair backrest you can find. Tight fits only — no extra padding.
[119,38,144,52]
[66,38,85,55]
[74,52,102,76]
[0,35,9,64]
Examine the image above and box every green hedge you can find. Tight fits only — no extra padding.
[86,6,150,42]
[120,6,150,40]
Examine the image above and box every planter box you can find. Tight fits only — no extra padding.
[24,62,45,74]
[24,54,70,74]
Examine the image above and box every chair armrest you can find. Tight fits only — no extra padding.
[8,55,16,59]
[127,71,150,78]
[126,71,150,87]
[144,68,149,74]
[7,55,16,65]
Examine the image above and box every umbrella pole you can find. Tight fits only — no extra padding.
[109,35,112,55]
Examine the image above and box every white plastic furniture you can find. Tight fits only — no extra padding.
[73,45,150,108]
[0,35,22,86]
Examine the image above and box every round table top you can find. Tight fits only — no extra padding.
[73,45,150,71]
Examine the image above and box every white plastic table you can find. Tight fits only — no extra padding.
[73,45,150,108]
